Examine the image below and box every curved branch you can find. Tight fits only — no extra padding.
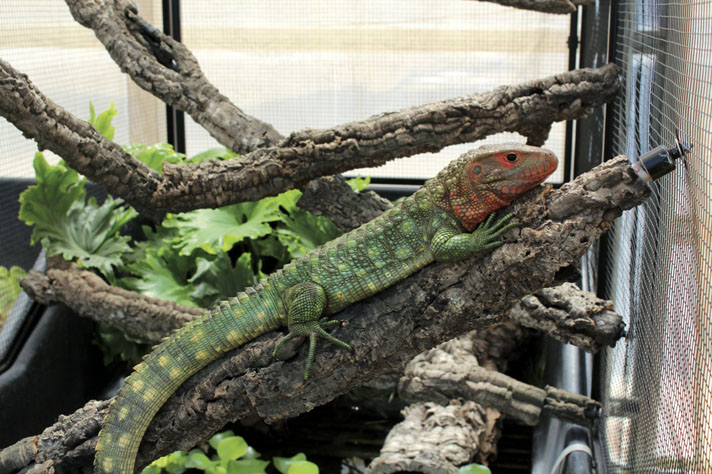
[0,155,649,473]
[65,0,282,152]
[0,59,619,220]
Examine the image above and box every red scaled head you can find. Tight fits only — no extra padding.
[430,144,558,231]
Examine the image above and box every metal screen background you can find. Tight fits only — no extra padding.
[598,1,712,471]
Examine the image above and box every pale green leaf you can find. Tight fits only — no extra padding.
[88,102,117,141]
[188,147,239,163]
[457,463,492,474]
[189,252,255,307]
[124,143,186,173]
[346,175,370,192]
[287,461,319,474]
[209,430,236,451]
[273,453,307,474]
[216,436,248,461]
[119,248,197,307]
[164,191,301,256]
[0,266,26,327]
[275,209,341,259]
[227,459,269,474]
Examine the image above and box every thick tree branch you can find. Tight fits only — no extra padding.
[472,0,594,14]
[0,60,619,220]
[65,0,282,153]
[19,262,201,342]
[0,155,649,473]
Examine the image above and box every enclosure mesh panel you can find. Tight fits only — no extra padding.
[599,1,712,472]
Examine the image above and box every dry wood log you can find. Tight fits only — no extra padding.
[0,155,649,473]
[0,59,619,220]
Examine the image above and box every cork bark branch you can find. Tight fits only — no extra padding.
[0,59,619,220]
[65,0,282,153]
[0,155,649,473]
[472,0,594,14]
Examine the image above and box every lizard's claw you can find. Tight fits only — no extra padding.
[272,319,351,380]
[471,212,518,252]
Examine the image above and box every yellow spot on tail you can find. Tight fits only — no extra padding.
[190,331,204,343]
[143,388,158,402]
[170,367,181,379]
[228,330,241,343]
[118,434,131,449]
[133,379,144,391]
[196,350,209,361]
[257,311,265,320]
[103,459,114,471]
[368,282,377,291]
[118,406,129,420]
[158,355,170,367]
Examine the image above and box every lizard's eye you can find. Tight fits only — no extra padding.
[506,153,517,162]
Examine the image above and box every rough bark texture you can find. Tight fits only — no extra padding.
[366,320,529,474]
[507,282,625,352]
[298,175,393,233]
[473,0,594,14]
[400,351,600,427]
[19,262,202,343]
[0,59,619,220]
[0,155,649,473]
[65,0,282,153]
[366,402,501,474]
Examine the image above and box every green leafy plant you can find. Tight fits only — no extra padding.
[346,175,370,193]
[18,103,347,359]
[142,430,318,474]
[457,463,492,474]
[0,265,26,328]
[89,101,117,141]
[18,153,137,279]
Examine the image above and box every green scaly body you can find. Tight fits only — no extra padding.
[95,144,558,473]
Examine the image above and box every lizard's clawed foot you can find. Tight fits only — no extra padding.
[272,319,351,380]
[471,212,518,252]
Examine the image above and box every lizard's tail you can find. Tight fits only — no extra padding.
[94,288,283,473]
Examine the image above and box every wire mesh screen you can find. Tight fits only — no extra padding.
[179,0,570,182]
[599,1,712,471]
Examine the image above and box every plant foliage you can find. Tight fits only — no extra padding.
[0,265,26,328]
[142,430,319,474]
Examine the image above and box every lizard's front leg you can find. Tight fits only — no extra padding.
[272,281,352,380]
[430,212,517,262]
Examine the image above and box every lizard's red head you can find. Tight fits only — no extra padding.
[430,144,558,231]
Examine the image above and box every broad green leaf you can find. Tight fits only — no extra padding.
[119,248,197,307]
[19,153,86,246]
[164,191,301,256]
[227,459,269,474]
[93,323,151,365]
[19,154,137,278]
[287,461,318,474]
[186,450,215,470]
[189,252,255,308]
[188,147,239,163]
[346,175,370,193]
[273,453,307,474]
[216,436,248,461]
[124,143,186,173]
[88,102,117,141]
[122,224,180,267]
[457,463,492,474]
[209,430,237,451]
[0,266,26,327]
[275,209,341,259]
[242,446,261,460]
